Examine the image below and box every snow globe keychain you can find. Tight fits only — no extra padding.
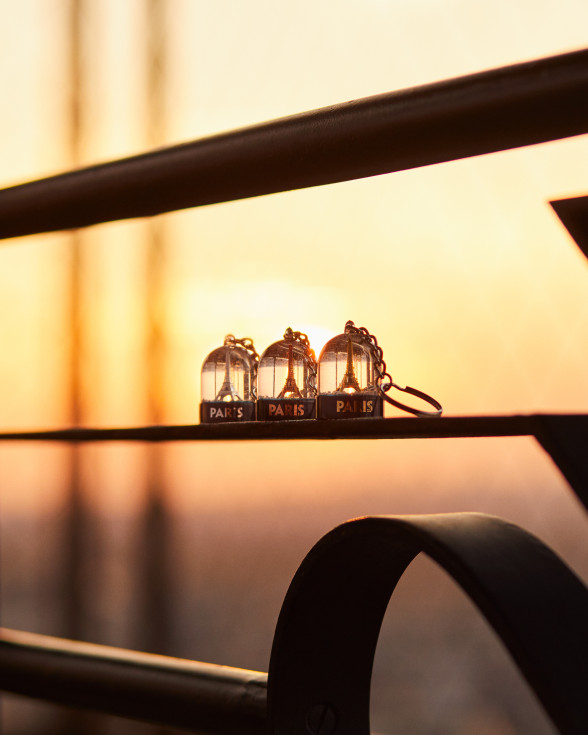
[257,328,317,420]
[317,320,442,418]
[200,335,259,422]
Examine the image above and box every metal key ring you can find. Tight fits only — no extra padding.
[380,381,443,417]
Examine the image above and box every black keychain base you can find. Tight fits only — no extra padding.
[200,400,256,423]
[318,393,382,419]
[257,398,316,420]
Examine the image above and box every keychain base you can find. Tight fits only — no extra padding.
[318,393,382,419]
[200,400,256,423]
[257,398,316,420]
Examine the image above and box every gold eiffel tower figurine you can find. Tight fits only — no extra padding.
[337,338,362,394]
[278,343,303,399]
[215,347,242,401]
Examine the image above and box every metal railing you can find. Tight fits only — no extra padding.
[2,512,588,734]
[1,48,588,734]
[1,47,587,239]
[1,414,588,513]
[0,628,267,735]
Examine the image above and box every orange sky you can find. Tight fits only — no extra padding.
[0,1,587,520]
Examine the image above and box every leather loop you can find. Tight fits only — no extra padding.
[381,382,443,417]
[268,513,588,735]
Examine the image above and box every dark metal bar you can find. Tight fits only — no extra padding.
[533,414,588,512]
[0,628,267,734]
[62,0,89,673]
[551,195,588,261]
[0,413,579,443]
[140,0,173,664]
[4,414,586,513]
[268,514,588,735]
[0,48,587,239]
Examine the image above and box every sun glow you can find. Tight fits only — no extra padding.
[298,324,336,359]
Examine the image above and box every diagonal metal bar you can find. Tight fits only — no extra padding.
[551,195,588,261]
[533,414,588,512]
[0,48,587,239]
[0,628,267,734]
[268,513,588,735]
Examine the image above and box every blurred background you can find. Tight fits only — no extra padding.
[1,1,588,733]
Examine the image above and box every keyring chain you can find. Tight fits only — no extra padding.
[284,328,317,397]
[343,320,442,416]
[224,334,260,364]
[224,334,260,398]
[343,321,393,392]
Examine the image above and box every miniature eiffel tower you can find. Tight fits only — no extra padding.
[215,347,242,401]
[278,343,303,399]
[337,338,362,393]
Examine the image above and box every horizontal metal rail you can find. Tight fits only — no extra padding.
[0,413,582,442]
[2,414,587,513]
[0,48,587,239]
[0,628,267,735]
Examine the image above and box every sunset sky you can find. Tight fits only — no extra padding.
[2,11,588,735]
[0,0,587,523]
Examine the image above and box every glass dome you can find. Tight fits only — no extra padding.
[257,328,316,420]
[317,321,382,418]
[200,335,258,422]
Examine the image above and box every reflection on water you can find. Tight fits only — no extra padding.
[2,437,587,734]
